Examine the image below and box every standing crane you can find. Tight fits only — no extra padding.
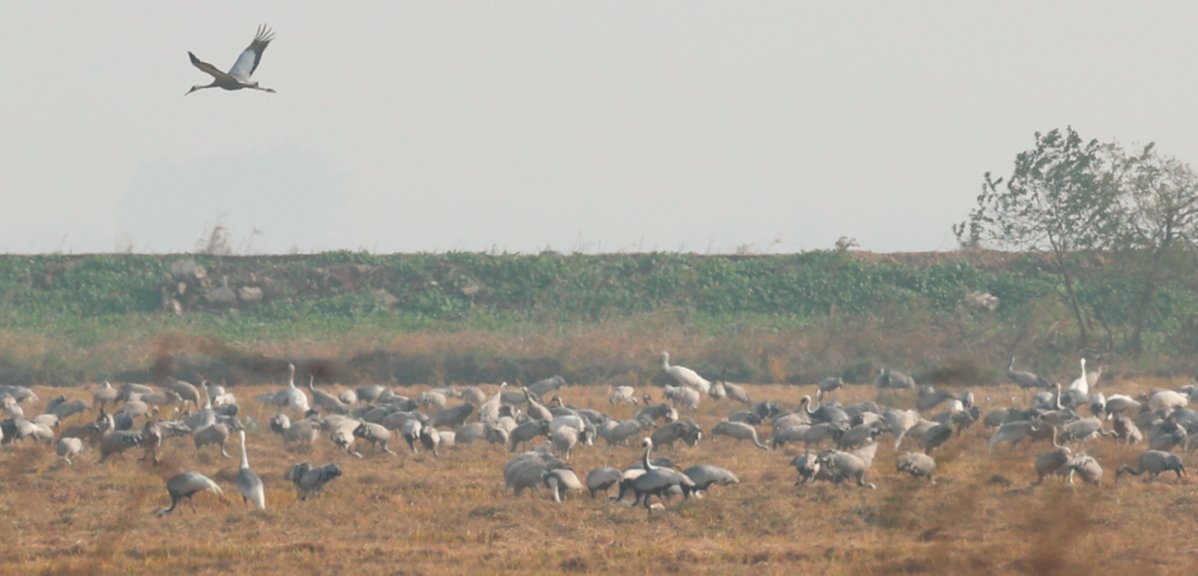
[235,430,265,510]
[660,351,711,395]
[187,25,277,95]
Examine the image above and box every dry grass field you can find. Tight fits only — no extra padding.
[3,378,1198,575]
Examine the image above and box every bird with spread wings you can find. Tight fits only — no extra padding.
[186,24,276,95]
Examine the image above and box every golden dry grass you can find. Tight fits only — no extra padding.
[3,379,1197,575]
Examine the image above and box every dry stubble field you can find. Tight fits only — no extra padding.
[2,379,1198,575]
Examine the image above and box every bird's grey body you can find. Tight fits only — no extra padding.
[711,420,769,450]
[1116,450,1186,482]
[896,452,937,483]
[628,438,697,509]
[586,466,623,498]
[286,462,342,500]
[650,420,702,449]
[156,471,224,517]
[1064,453,1103,485]
[542,468,583,503]
[56,437,84,465]
[817,449,876,488]
[682,464,739,494]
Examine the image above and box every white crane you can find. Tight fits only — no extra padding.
[187,25,277,95]
[275,363,310,414]
[660,351,711,395]
[1068,358,1089,396]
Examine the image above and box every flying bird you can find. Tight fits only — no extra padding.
[187,25,277,95]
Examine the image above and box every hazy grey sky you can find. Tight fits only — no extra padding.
[4,2,1198,254]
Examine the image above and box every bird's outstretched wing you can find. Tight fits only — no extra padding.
[228,24,275,81]
[189,52,235,83]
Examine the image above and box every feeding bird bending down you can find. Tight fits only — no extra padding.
[187,25,277,95]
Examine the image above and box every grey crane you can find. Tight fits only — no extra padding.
[166,379,202,412]
[187,25,277,95]
[711,420,769,450]
[634,402,678,425]
[988,418,1043,453]
[1104,394,1142,417]
[599,419,644,448]
[431,403,474,429]
[1006,356,1052,395]
[235,430,265,510]
[720,378,751,405]
[875,368,915,390]
[353,421,397,456]
[504,451,568,497]
[1059,417,1116,445]
[1032,427,1072,485]
[155,471,224,517]
[47,397,88,421]
[542,468,584,503]
[98,430,144,463]
[628,437,696,510]
[818,376,845,398]
[682,464,739,496]
[1111,413,1143,445]
[791,452,824,484]
[308,377,351,415]
[419,425,442,458]
[608,386,639,406]
[508,419,550,453]
[528,375,567,398]
[56,437,84,465]
[286,462,342,501]
[1116,450,1186,483]
[817,449,877,488]
[1064,453,1103,485]
[650,419,702,449]
[896,452,937,483]
[922,422,955,455]
[586,466,623,498]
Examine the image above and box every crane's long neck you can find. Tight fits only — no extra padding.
[239,430,250,469]
[186,82,217,96]
[642,440,654,471]
[661,353,670,372]
[1080,359,1087,380]
[802,395,817,415]
[288,365,296,389]
[1055,384,1063,410]
[1008,357,1016,373]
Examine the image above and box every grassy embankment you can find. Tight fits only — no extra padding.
[1,251,1196,387]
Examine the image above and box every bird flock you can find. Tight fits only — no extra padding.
[0,350,1193,520]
